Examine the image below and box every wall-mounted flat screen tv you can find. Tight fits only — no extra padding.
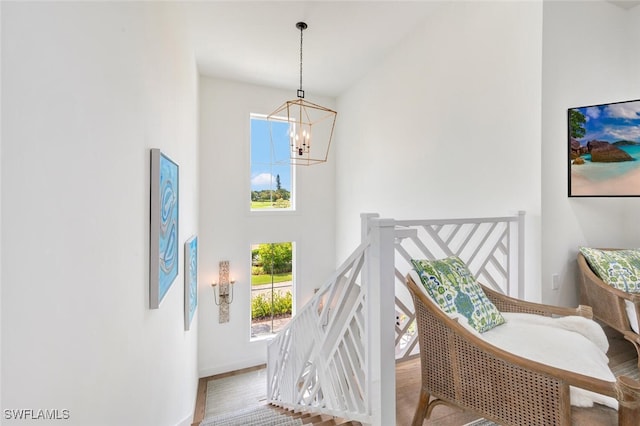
[569,99,640,197]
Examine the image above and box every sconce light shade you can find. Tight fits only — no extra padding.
[212,260,235,323]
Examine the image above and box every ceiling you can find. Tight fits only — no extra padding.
[181,1,438,97]
[181,1,639,98]
[608,0,640,10]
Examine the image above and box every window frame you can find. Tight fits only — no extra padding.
[249,241,296,342]
[249,113,296,213]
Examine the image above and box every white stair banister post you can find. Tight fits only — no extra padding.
[517,210,525,299]
[365,217,396,426]
[361,213,380,243]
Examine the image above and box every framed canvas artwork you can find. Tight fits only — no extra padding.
[569,99,640,197]
[150,148,179,309]
[184,236,198,330]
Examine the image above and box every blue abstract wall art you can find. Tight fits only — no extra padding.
[185,236,198,330]
[150,148,179,309]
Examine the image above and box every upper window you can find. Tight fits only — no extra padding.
[250,115,294,211]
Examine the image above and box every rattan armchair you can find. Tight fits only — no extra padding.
[406,274,640,426]
[577,251,640,368]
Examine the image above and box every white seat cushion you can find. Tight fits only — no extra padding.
[409,270,618,409]
[480,313,617,410]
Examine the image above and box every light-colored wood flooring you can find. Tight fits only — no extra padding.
[396,357,480,426]
[397,325,638,426]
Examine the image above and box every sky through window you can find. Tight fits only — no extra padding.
[250,115,293,210]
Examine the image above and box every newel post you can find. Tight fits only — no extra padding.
[364,215,396,426]
[361,213,380,243]
[517,210,525,299]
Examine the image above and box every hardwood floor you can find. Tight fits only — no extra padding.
[396,357,482,426]
[396,325,639,426]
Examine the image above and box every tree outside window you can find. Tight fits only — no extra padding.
[250,115,294,210]
[250,242,294,339]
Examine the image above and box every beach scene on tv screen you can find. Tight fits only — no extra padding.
[570,99,640,196]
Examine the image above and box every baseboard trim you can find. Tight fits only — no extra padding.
[177,411,193,426]
[198,352,268,378]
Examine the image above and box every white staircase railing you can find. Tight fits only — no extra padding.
[266,212,525,426]
[266,238,374,424]
[392,212,525,362]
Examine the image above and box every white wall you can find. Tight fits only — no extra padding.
[541,1,640,307]
[197,77,336,376]
[621,2,640,237]
[335,1,543,300]
[634,6,640,70]
[1,3,199,425]
[0,1,3,408]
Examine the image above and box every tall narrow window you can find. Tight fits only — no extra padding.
[250,242,294,339]
[250,115,294,211]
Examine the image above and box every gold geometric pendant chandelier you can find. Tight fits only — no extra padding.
[268,22,337,166]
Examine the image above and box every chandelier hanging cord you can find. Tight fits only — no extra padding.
[296,21,307,99]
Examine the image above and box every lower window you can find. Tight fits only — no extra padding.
[250,242,294,339]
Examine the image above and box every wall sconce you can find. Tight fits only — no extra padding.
[212,260,235,323]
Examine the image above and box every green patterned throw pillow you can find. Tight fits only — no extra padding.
[579,247,640,293]
[411,256,505,333]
